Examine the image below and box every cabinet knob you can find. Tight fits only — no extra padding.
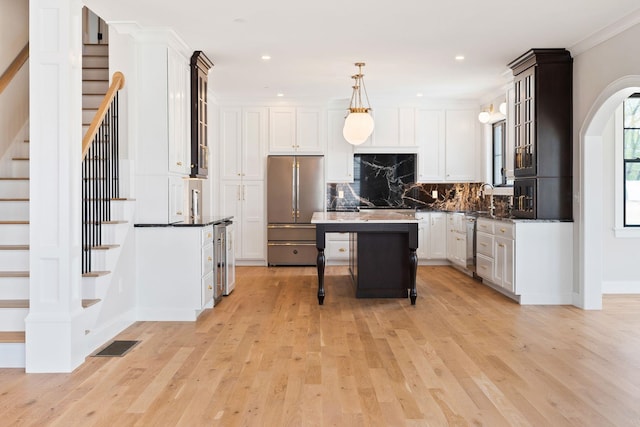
[208,256,212,261]
[500,228,506,233]
[208,285,213,290]
[207,233,212,238]
[176,211,183,215]
[498,243,505,248]
[177,161,182,166]
[339,248,346,252]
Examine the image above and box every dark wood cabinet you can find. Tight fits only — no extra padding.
[190,51,214,178]
[508,49,572,219]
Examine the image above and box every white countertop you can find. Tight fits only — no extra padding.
[311,211,419,224]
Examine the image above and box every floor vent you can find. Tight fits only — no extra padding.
[92,340,140,357]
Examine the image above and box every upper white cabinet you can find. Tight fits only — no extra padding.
[167,47,190,175]
[220,107,267,181]
[268,107,323,153]
[356,107,417,149]
[327,109,354,182]
[444,110,479,182]
[415,108,479,183]
[416,109,445,182]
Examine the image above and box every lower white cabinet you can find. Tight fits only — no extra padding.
[416,212,447,261]
[446,213,466,267]
[136,225,215,321]
[220,180,265,262]
[475,217,573,304]
[326,232,350,264]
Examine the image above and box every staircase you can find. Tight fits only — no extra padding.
[0,42,132,368]
[0,133,30,367]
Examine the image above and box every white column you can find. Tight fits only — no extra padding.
[25,0,85,372]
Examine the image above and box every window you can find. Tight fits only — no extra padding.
[623,94,640,226]
[492,120,510,186]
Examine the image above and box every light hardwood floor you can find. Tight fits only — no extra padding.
[1,266,640,426]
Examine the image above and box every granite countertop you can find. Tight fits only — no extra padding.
[311,211,418,224]
[135,215,234,228]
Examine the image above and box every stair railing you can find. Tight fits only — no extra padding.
[0,43,29,95]
[82,71,125,273]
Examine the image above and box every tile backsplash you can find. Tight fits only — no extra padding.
[327,182,498,212]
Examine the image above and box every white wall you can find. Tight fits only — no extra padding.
[572,19,640,306]
[0,0,29,161]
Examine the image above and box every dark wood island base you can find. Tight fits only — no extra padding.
[313,216,418,305]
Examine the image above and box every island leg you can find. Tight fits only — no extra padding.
[409,248,417,305]
[317,248,325,305]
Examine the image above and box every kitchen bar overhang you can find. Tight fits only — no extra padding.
[311,211,419,305]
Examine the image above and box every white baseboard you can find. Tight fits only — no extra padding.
[0,343,26,368]
[85,309,136,356]
[602,281,640,294]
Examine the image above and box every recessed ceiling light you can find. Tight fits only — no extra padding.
[455,55,465,61]
[277,93,284,97]
[261,55,271,61]
[416,93,423,97]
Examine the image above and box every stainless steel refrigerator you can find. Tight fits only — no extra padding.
[267,155,324,266]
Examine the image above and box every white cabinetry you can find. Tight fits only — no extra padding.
[355,107,417,150]
[415,109,479,182]
[268,107,323,153]
[220,181,265,262]
[219,107,267,263]
[327,109,354,182]
[326,232,350,264]
[136,225,215,321]
[446,212,467,267]
[135,36,191,224]
[475,217,573,304]
[168,175,186,223]
[416,212,447,261]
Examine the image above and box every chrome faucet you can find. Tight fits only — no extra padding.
[480,183,495,216]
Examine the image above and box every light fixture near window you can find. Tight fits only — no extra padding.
[478,104,494,124]
[343,62,374,145]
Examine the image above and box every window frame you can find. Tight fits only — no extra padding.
[622,94,640,228]
[492,120,511,187]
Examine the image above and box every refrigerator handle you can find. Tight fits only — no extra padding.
[296,161,300,218]
[291,160,296,220]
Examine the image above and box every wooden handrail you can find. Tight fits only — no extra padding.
[0,43,29,96]
[82,71,125,160]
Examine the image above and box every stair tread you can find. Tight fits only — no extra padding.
[0,299,100,309]
[82,270,110,278]
[0,245,29,250]
[0,271,29,278]
[0,331,25,343]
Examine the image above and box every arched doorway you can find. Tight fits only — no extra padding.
[578,76,640,309]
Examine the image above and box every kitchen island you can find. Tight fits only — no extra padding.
[311,211,419,305]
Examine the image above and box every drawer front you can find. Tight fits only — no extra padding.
[201,225,214,246]
[267,242,317,266]
[202,270,214,306]
[476,232,494,257]
[476,254,494,282]
[494,223,515,239]
[327,239,350,260]
[327,232,350,241]
[476,218,494,234]
[202,243,214,275]
[268,225,316,241]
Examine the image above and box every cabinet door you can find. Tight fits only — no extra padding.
[296,108,323,153]
[494,235,514,290]
[220,181,242,258]
[399,108,416,147]
[428,212,447,259]
[269,107,296,152]
[446,214,456,262]
[243,107,267,179]
[445,109,478,182]
[167,48,190,175]
[220,108,242,180]
[417,220,429,260]
[371,107,399,147]
[240,180,265,260]
[327,109,354,182]
[454,232,467,267]
[416,109,445,182]
[225,223,236,292]
[168,175,186,223]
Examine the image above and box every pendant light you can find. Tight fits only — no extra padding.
[343,62,374,145]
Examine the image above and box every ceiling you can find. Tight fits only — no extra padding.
[85,0,640,104]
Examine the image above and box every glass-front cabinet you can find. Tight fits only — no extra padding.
[190,51,214,178]
[508,49,572,220]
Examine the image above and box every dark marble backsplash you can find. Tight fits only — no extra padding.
[327,182,501,212]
